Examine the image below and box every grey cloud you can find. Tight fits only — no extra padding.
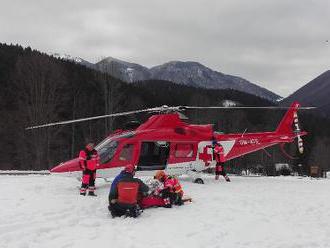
[0,0,329,97]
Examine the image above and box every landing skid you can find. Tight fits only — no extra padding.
[187,170,206,184]
[76,176,112,183]
[193,178,204,184]
[102,177,112,183]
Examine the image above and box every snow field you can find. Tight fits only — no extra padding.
[0,175,330,248]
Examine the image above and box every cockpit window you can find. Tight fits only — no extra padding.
[114,131,135,139]
[95,138,118,164]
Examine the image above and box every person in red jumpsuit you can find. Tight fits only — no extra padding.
[212,140,230,182]
[79,143,100,196]
[153,170,184,207]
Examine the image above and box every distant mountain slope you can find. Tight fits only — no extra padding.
[282,70,330,117]
[95,57,151,82]
[149,61,280,102]
[51,53,95,69]
[66,55,281,102]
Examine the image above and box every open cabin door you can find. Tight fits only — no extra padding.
[137,141,170,171]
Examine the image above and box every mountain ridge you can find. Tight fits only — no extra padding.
[281,70,330,117]
[53,53,281,102]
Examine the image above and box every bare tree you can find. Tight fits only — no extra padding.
[94,69,125,134]
[12,54,66,169]
[308,137,330,171]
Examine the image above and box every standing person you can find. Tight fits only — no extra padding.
[212,140,230,182]
[153,170,184,207]
[108,164,149,218]
[79,143,100,196]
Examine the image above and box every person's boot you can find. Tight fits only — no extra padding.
[127,207,141,218]
[80,188,86,196]
[108,204,118,218]
[88,191,97,196]
[225,176,231,182]
[177,197,184,206]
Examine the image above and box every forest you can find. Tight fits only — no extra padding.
[1,43,330,174]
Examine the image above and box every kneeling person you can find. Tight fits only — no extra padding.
[108,164,149,218]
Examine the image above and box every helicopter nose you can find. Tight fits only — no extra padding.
[50,158,80,173]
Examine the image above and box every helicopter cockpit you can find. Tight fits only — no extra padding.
[95,139,118,164]
[95,131,135,164]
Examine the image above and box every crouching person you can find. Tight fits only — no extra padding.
[108,164,149,218]
[153,171,184,208]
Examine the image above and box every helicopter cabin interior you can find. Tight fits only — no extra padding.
[137,141,169,170]
[136,141,196,171]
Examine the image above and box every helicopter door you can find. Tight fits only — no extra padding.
[137,141,170,171]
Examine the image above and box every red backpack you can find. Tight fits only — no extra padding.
[117,182,139,205]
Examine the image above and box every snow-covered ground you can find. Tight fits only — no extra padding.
[1,175,330,248]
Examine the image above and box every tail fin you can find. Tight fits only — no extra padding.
[275,102,300,134]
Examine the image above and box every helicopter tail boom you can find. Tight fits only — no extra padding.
[221,102,308,161]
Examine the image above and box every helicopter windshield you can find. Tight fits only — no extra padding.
[95,138,118,164]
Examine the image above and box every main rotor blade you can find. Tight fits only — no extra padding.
[25,106,178,130]
[25,104,316,130]
[182,106,316,110]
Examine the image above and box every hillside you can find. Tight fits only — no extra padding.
[282,70,330,118]
[67,56,281,102]
[149,61,280,102]
[96,57,151,82]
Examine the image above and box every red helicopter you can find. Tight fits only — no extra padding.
[26,102,313,183]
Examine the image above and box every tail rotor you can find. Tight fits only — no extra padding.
[293,111,304,154]
[276,102,311,158]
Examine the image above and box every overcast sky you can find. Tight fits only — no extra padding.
[0,0,329,97]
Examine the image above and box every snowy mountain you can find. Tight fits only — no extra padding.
[282,70,330,117]
[51,53,281,102]
[51,53,95,69]
[94,58,280,102]
[95,57,151,83]
[149,61,280,102]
